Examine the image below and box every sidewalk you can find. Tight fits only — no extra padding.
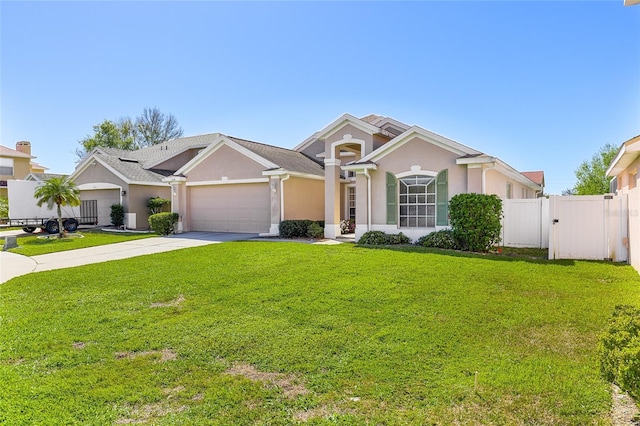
[0,232,258,284]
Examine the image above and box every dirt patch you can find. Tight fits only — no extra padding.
[611,384,640,425]
[224,363,309,399]
[150,295,185,308]
[115,402,186,424]
[115,349,177,362]
[72,342,85,350]
[293,404,351,422]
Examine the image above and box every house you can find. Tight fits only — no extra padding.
[71,114,543,239]
[607,134,640,195]
[0,141,48,197]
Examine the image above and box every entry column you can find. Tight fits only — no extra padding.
[324,158,341,238]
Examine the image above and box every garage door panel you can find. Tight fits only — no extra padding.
[189,184,270,233]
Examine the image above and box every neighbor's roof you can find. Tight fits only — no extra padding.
[27,172,65,181]
[521,171,545,186]
[0,145,33,159]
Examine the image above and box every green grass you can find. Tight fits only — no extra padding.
[5,229,157,256]
[1,242,639,425]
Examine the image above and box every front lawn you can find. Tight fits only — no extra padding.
[1,242,639,424]
[5,229,156,256]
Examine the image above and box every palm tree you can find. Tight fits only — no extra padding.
[34,176,81,238]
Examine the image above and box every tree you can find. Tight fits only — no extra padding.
[76,119,137,159]
[135,107,183,147]
[76,108,183,159]
[573,144,618,195]
[34,176,81,238]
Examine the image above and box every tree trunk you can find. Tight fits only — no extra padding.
[57,203,64,238]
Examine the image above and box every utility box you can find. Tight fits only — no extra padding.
[124,213,136,230]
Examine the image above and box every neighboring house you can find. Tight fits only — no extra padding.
[25,172,66,182]
[607,134,640,195]
[607,134,640,273]
[0,141,48,197]
[71,114,542,239]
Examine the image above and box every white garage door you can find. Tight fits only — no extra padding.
[189,184,270,233]
[80,189,120,227]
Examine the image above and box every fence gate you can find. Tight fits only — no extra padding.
[548,195,628,261]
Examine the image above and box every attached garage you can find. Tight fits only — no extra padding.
[188,183,270,233]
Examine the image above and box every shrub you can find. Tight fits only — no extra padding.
[416,229,460,250]
[449,193,502,252]
[110,203,125,227]
[279,220,324,238]
[598,305,640,400]
[308,222,324,239]
[357,231,411,245]
[147,197,170,215]
[0,195,8,218]
[340,219,355,234]
[149,212,179,235]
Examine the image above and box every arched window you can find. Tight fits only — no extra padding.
[399,175,436,227]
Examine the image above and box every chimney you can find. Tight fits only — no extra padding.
[16,141,32,156]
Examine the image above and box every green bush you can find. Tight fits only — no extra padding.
[0,195,8,218]
[598,305,640,400]
[148,212,179,235]
[416,229,460,250]
[357,231,411,245]
[308,222,324,239]
[449,193,502,252]
[110,203,125,227]
[279,220,324,238]
[146,197,170,215]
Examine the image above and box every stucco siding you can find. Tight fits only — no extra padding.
[325,124,374,158]
[283,177,324,220]
[484,169,534,199]
[127,185,171,229]
[615,156,640,193]
[73,162,128,188]
[189,183,270,233]
[187,144,266,182]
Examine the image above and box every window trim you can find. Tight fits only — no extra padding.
[398,173,437,229]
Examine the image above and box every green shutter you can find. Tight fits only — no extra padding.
[436,169,448,226]
[386,172,397,225]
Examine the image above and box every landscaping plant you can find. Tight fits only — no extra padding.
[415,229,459,250]
[598,304,640,400]
[110,203,125,228]
[146,197,170,215]
[449,193,502,252]
[148,212,179,235]
[357,230,410,245]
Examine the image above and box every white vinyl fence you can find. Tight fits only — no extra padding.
[548,195,628,262]
[501,195,630,263]
[502,198,549,249]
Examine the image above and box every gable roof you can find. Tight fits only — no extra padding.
[606,134,640,177]
[0,145,33,159]
[521,171,545,186]
[73,132,325,185]
[26,172,66,181]
[354,125,482,165]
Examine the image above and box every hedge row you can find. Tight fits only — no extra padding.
[279,220,325,239]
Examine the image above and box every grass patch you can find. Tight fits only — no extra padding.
[6,229,156,256]
[1,242,639,424]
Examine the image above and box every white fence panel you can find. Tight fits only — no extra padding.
[548,195,628,262]
[502,198,549,248]
[629,188,640,273]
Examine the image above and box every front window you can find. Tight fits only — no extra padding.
[399,175,436,227]
[0,158,14,176]
[347,186,356,221]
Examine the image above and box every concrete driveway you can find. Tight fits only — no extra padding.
[0,232,258,284]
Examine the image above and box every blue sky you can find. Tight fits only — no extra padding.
[1,1,639,195]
